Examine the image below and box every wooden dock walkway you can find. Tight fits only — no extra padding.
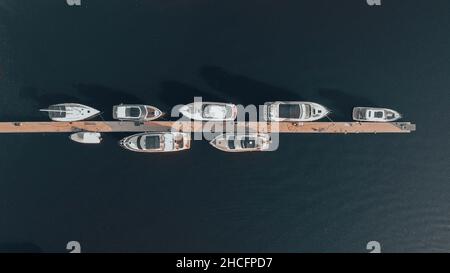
[0,121,416,134]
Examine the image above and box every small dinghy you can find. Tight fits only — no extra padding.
[352,107,402,122]
[210,133,271,152]
[40,103,100,122]
[112,104,164,121]
[70,132,102,144]
[179,102,238,121]
[119,132,191,153]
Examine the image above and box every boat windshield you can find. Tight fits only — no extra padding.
[126,107,141,118]
[137,135,160,150]
[302,104,311,119]
[374,111,384,118]
[278,104,301,119]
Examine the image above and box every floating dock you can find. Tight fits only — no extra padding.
[0,121,416,134]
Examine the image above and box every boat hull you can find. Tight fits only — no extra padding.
[210,133,271,152]
[179,102,238,121]
[42,103,100,122]
[69,132,102,144]
[353,107,402,122]
[119,132,191,153]
[263,101,329,122]
[112,104,164,121]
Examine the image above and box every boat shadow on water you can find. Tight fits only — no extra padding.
[12,72,380,123]
[5,86,82,121]
[315,88,380,121]
[199,65,302,106]
[158,81,225,116]
[71,83,142,120]
[157,66,304,119]
[197,66,379,122]
[159,66,381,121]
[16,84,143,120]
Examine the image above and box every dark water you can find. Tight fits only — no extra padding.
[0,0,449,252]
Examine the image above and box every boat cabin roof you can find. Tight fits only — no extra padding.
[374,111,384,118]
[202,105,229,119]
[278,104,300,119]
[241,137,256,149]
[126,107,142,118]
[137,135,161,150]
[227,136,257,149]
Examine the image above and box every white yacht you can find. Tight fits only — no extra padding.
[179,102,238,121]
[263,101,329,122]
[119,132,191,153]
[210,133,271,152]
[352,107,402,122]
[69,132,102,144]
[40,103,100,122]
[112,104,163,121]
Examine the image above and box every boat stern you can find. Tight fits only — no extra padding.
[112,105,126,119]
[262,102,280,121]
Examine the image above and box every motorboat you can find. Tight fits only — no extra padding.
[112,104,163,121]
[263,101,329,121]
[70,132,102,144]
[209,133,271,152]
[352,107,402,122]
[40,103,100,122]
[179,102,238,121]
[119,132,191,153]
